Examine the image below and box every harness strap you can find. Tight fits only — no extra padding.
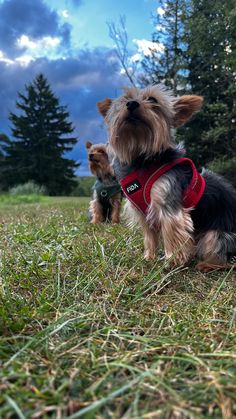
[93,180,121,201]
[120,158,205,215]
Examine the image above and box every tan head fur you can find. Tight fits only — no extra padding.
[97,85,203,164]
[86,141,114,180]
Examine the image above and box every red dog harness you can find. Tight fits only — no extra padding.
[120,158,205,215]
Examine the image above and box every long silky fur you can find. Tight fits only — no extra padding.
[98,84,236,269]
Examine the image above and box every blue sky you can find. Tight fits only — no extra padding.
[48,0,157,49]
[0,0,159,175]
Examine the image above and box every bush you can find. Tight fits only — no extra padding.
[9,181,47,196]
[70,176,95,197]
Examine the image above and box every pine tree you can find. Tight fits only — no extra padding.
[0,134,11,189]
[182,0,236,169]
[4,74,78,195]
[140,0,190,94]
[0,134,9,160]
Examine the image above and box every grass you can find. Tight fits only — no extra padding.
[0,194,48,205]
[0,196,235,418]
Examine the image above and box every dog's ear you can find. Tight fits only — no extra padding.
[173,95,203,127]
[86,141,93,150]
[97,98,112,118]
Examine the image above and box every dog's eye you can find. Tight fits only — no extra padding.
[147,96,158,103]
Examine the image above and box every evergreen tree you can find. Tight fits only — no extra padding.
[0,134,9,161]
[140,0,190,94]
[4,74,78,195]
[0,134,11,189]
[182,0,236,168]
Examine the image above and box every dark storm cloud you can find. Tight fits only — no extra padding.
[0,0,71,57]
[0,47,128,175]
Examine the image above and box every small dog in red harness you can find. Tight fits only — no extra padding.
[97,85,236,272]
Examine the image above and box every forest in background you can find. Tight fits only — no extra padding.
[113,0,236,184]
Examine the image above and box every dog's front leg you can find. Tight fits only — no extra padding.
[124,200,160,260]
[110,193,121,224]
[160,209,194,265]
[90,198,103,224]
[143,223,160,261]
[149,174,194,266]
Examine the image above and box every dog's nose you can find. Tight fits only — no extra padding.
[126,100,139,112]
[89,154,94,161]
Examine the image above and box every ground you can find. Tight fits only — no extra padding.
[0,197,235,418]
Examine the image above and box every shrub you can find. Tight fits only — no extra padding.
[70,176,95,197]
[9,181,47,196]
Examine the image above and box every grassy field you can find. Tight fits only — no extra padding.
[0,197,235,418]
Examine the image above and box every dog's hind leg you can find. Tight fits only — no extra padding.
[196,260,234,272]
[196,231,236,272]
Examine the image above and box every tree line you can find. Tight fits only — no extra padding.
[140,0,236,183]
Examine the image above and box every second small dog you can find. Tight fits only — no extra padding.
[86,141,122,224]
[97,85,236,271]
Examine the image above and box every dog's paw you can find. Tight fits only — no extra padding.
[144,251,156,261]
[164,253,190,269]
[196,261,220,272]
[111,219,120,224]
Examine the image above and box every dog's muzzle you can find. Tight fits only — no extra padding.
[89,155,99,163]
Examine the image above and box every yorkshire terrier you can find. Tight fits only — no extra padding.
[97,85,236,272]
[86,141,122,224]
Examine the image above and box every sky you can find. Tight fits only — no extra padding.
[0,0,159,175]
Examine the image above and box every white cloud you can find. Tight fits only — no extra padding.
[156,24,165,31]
[15,55,34,66]
[17,35,37,49]
[0,50,14,65]
[61,9,69,18]
[13,35,62,65]
[17,35,60,50]
[157,6,165,16]
[130,52,142,62]
[0,49,34,66]
[0,35,62,67]
[133,39,165,57]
